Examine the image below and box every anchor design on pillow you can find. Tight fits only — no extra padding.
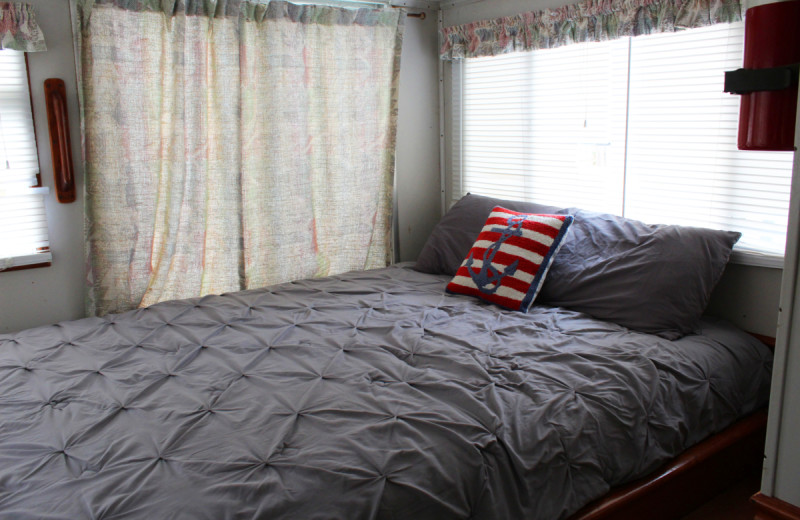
[464,214,525,294]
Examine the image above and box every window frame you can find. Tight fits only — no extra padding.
[444,23,792,269]
[0,51,51,273]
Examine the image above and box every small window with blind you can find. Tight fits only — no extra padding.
[449,22,794,263]
[0,49,51,270]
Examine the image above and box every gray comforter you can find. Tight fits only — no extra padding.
[0,264,772,519]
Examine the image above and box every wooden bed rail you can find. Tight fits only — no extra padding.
[569,410,768,520]
[752,492,800,520]
[749,332,777,349]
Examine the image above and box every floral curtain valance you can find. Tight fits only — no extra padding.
[78,0,400,26]
[0,2,46,52]
[440,0,741,60]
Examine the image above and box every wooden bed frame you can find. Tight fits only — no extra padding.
[569,332,775,520]
[569,409,767,520]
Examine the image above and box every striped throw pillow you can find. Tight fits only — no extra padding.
[446,207,573,312]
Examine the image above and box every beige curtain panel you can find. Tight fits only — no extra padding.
[75,0,404,315]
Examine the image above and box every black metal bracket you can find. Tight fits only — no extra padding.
[724,63,800,95]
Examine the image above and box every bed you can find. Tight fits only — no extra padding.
[0,195,773,519]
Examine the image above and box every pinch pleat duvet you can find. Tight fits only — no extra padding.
[0,264,772,519]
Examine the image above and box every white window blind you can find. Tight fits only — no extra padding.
[455,39,629,215]
[451,22,794,258]
[0,49,50,269]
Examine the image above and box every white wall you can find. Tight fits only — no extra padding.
[0,1,441,334]
[396,10,442,262]
[707,264,782,337]
[761,84,800,507]
[0,0,85,334]
[771,181,800,506]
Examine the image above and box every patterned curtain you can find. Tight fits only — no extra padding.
[0,2,46,51]
[440,0,741,59]
[75,0,404,315]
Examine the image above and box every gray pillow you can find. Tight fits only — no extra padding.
[415,194,741,339]
[414,194,561,276]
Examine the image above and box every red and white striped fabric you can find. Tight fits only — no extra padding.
[447,207,573,312]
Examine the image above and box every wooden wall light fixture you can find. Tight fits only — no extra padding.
[44,78,75,203]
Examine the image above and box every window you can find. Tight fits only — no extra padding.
[450,22,794,260]
[0,49,50,270]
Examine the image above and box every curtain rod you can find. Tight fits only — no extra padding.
[391,6,426,19]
